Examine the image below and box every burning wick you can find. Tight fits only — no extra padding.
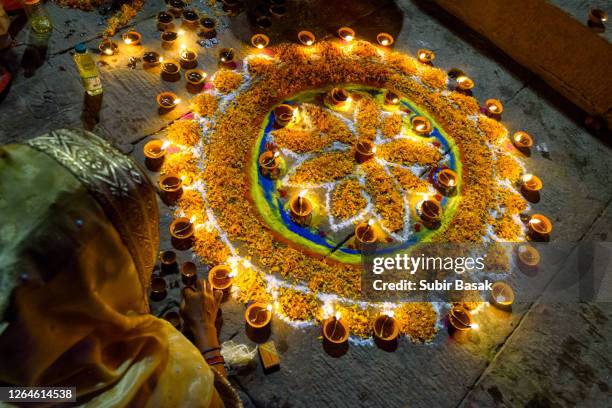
[378,310,394,338]
[297,189,307,212]
[330,311,342,340]
[263,151,279,166]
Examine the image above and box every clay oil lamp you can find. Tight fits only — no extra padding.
[251,33,270,50]
[167,0,185,18]
[256,15,272,29]
[484,98,503,119]
[218,47,236,67]
[161,30,179,49]
[329,87,351,109]
[527,214,552,241]
[143,51,162,68]
[376,32,394,47]
[150,277,168,301]
[289,189,313,227]
[384,90,401,108]
[208,265,235,300]
[273,104,294,128]
[221,0,241,13]
[156,91,181,112]
[143,139,170,170]
[298,30,315,46]
[170,216,196,249]
[373,310,400,346]
[448,305,473,332]
[417,49,435,64]
[269,3,287,18]
[411,116,432,136]
[163,311,182,330]
[161,59,181,81]
[181,261,198,286]
[182,9,199,28]
[322,312,349,346]
[436,168,458,195]
[418,198,442,227]
[179,46,198,69]
[516,244,541,275]
[490,281,515,311]
[455,75,474,93]
[355,140,376,164]
[158,173,183,204]
[122,30,142,46]
[521,173,542,197]
[337,26,355,42]
[159,250,178,275]
[259,150,282,179]
[199,17,217,38]
[513,131,533,152]
[98,38,118,56]
[355,219,377,249]
[157,11,174,31]
[245,302,273,330]
[588,8,608,30]
[185,69,207,92]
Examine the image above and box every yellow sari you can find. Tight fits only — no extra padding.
[0,130,239,407]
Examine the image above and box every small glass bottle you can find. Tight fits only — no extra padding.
[73,43,103,96]
[23,0,53,36]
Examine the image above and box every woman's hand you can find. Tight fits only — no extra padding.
[180,279,223,352]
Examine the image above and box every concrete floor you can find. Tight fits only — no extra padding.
[0,1,610,407]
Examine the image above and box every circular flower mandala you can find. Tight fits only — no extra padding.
[162,40,537,341]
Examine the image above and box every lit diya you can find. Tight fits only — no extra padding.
[516,244,541,273]
[355,219,377,248]
[289,189,313,227]
[179,46,198,69]
[455,75,474,92]
[355,140,376,163]
[251,33,270,49]
[170,216,196,248]
[167,0,185,17]
[322,312,349,345]
[448,305,473,331]
[156,91,181,111]
[181,261,198,286]
[588,8,608,27]
[218,48,235,66]
[245,302,273,330]
[337,26,355,42]
[436,168,458,194]
[273,104,294,127]
[182,9,199,27]
[384,90,400,107]
[490,281,515,311]
[484,99,503,119]
[185,69,207,90]
[259,150,282,179]
[418,198,442,225]
[376,32,394,47]
[158,173,183,203]
[122,30,141,46]
[521,174,543,194]
[298,30,315,46]
[157,11,174,31]
[528,214,552,240]
[373,310,400,342]
[161,60,181,81]
[98,38,118,56]
[161,30,179,49]
[329,87,351,107]
[150,277,167,301]
[513,131,533,151]
[411,116,432,136]
[208,265,234,294]
[417,49,435,64]
[143,51,162,67]
[199,17,216,38]
[143,139,170,170]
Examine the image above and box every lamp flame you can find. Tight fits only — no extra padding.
[161,141,171,150]
[335,311,341,321]
[298,189,307,198]
[266,304,273,312]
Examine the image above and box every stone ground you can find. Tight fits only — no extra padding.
[1,1,611,407]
